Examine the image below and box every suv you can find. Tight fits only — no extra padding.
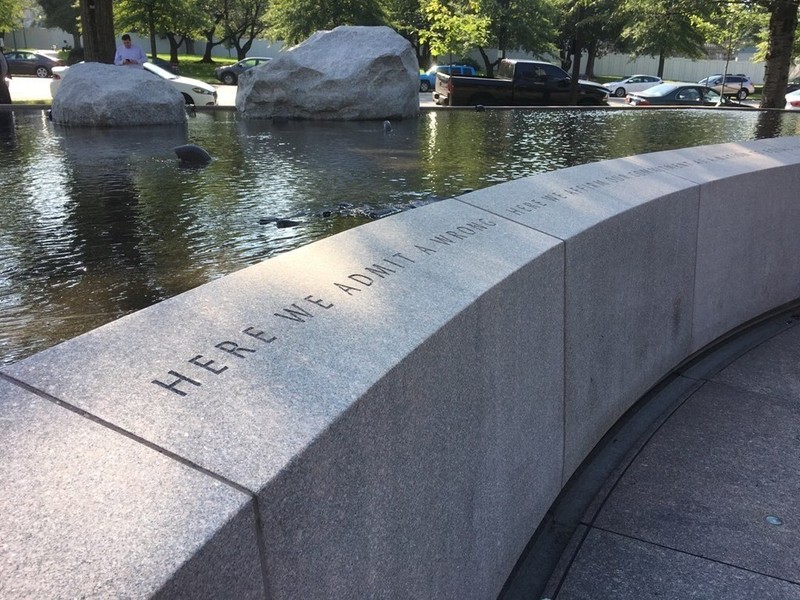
[419,65,477,92]
[698,74,755,100]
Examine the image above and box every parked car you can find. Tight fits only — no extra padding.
[150,56,180,74]
[785,88,800,110]
[434,58,609,106]
[697,74,755,100]
[625,83,732,106]
[603,74,662,97]
[214,57,271,85]
[419,64,478,92]
[785,77,800,94]
[3,50,65,78]
[50,62,217,106]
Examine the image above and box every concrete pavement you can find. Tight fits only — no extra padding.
[6,75,239,105]
[5,76,434,107]
[502,304,800,599]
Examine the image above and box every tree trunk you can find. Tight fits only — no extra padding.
[478,47,494,77]
[657,51,666,78]
[80,0,115,63]
[584,41,597,80]
[560,44,572,72]
[202,36,215,62]
[569,15,583,106]
[166,34,183,63]
[147,6,157,57]
[761,0,799,108]
[201,22,225,63]
[569,42,581,104]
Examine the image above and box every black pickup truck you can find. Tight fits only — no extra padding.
[433,58,609,107]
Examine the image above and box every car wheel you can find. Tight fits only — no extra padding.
[420,81,431,92]
[222,72,237,85]
[181,93,195,106]
[614,87,626,97]
[36,66,51,78]
[737,89,748,100]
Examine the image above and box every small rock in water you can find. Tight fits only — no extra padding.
[174,144,212,165]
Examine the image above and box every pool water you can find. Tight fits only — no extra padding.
[2,108,799,365]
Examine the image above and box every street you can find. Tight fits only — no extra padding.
[7,75,758,109]
[6,75,611,107]
[7,75,241,105]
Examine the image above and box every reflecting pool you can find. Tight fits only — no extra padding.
[2,108,800,365]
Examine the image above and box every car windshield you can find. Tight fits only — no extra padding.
[144,62,177,80]
[641,83,678,95]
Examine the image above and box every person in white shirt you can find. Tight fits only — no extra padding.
[114,34,147,68]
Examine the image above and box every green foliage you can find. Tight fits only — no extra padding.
[221,0,270,59]
[0,0,25,32]
[36,0,80,36]
[384,0,427,34]
[696,1,764,57]
[115,0,210,41]
[420,0,490,59]
[617,0,710,60]
[476,0,558,57]
[267,0,387,45]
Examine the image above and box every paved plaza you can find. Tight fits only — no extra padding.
[504,306,800,599]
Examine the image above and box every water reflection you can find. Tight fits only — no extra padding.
[0,112,15,150]
[2,108,800,365]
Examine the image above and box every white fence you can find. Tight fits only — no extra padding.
[498,48,766,84]
[2,27,285,60]
[591,53,765,84]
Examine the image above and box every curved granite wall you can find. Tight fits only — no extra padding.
[2,136,800,599]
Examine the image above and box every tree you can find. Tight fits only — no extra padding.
[267,0,386,45]
[617,0,710,77]
[1,0,25,35]
[37,0,81,48]
[80,0,115,63]
[757,0,800,108]
[473,0,559,75]
[223,0,270,59]
[385,0,432,67]
[116,0,208,60]
[197,0,228,63]
[697,1,761,62]
[419,0,490,68]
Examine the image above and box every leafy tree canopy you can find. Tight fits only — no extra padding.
[36,0,80,36]
[420,0,490,60]
[476,0,558,58]
[267,0,387,45]
[617,0,711,60]
[1,0,25,33]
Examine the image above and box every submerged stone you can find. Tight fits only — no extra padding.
[174,143,212,164]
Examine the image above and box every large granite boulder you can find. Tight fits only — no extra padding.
[51,62,187,127]
[236,26,419,121]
